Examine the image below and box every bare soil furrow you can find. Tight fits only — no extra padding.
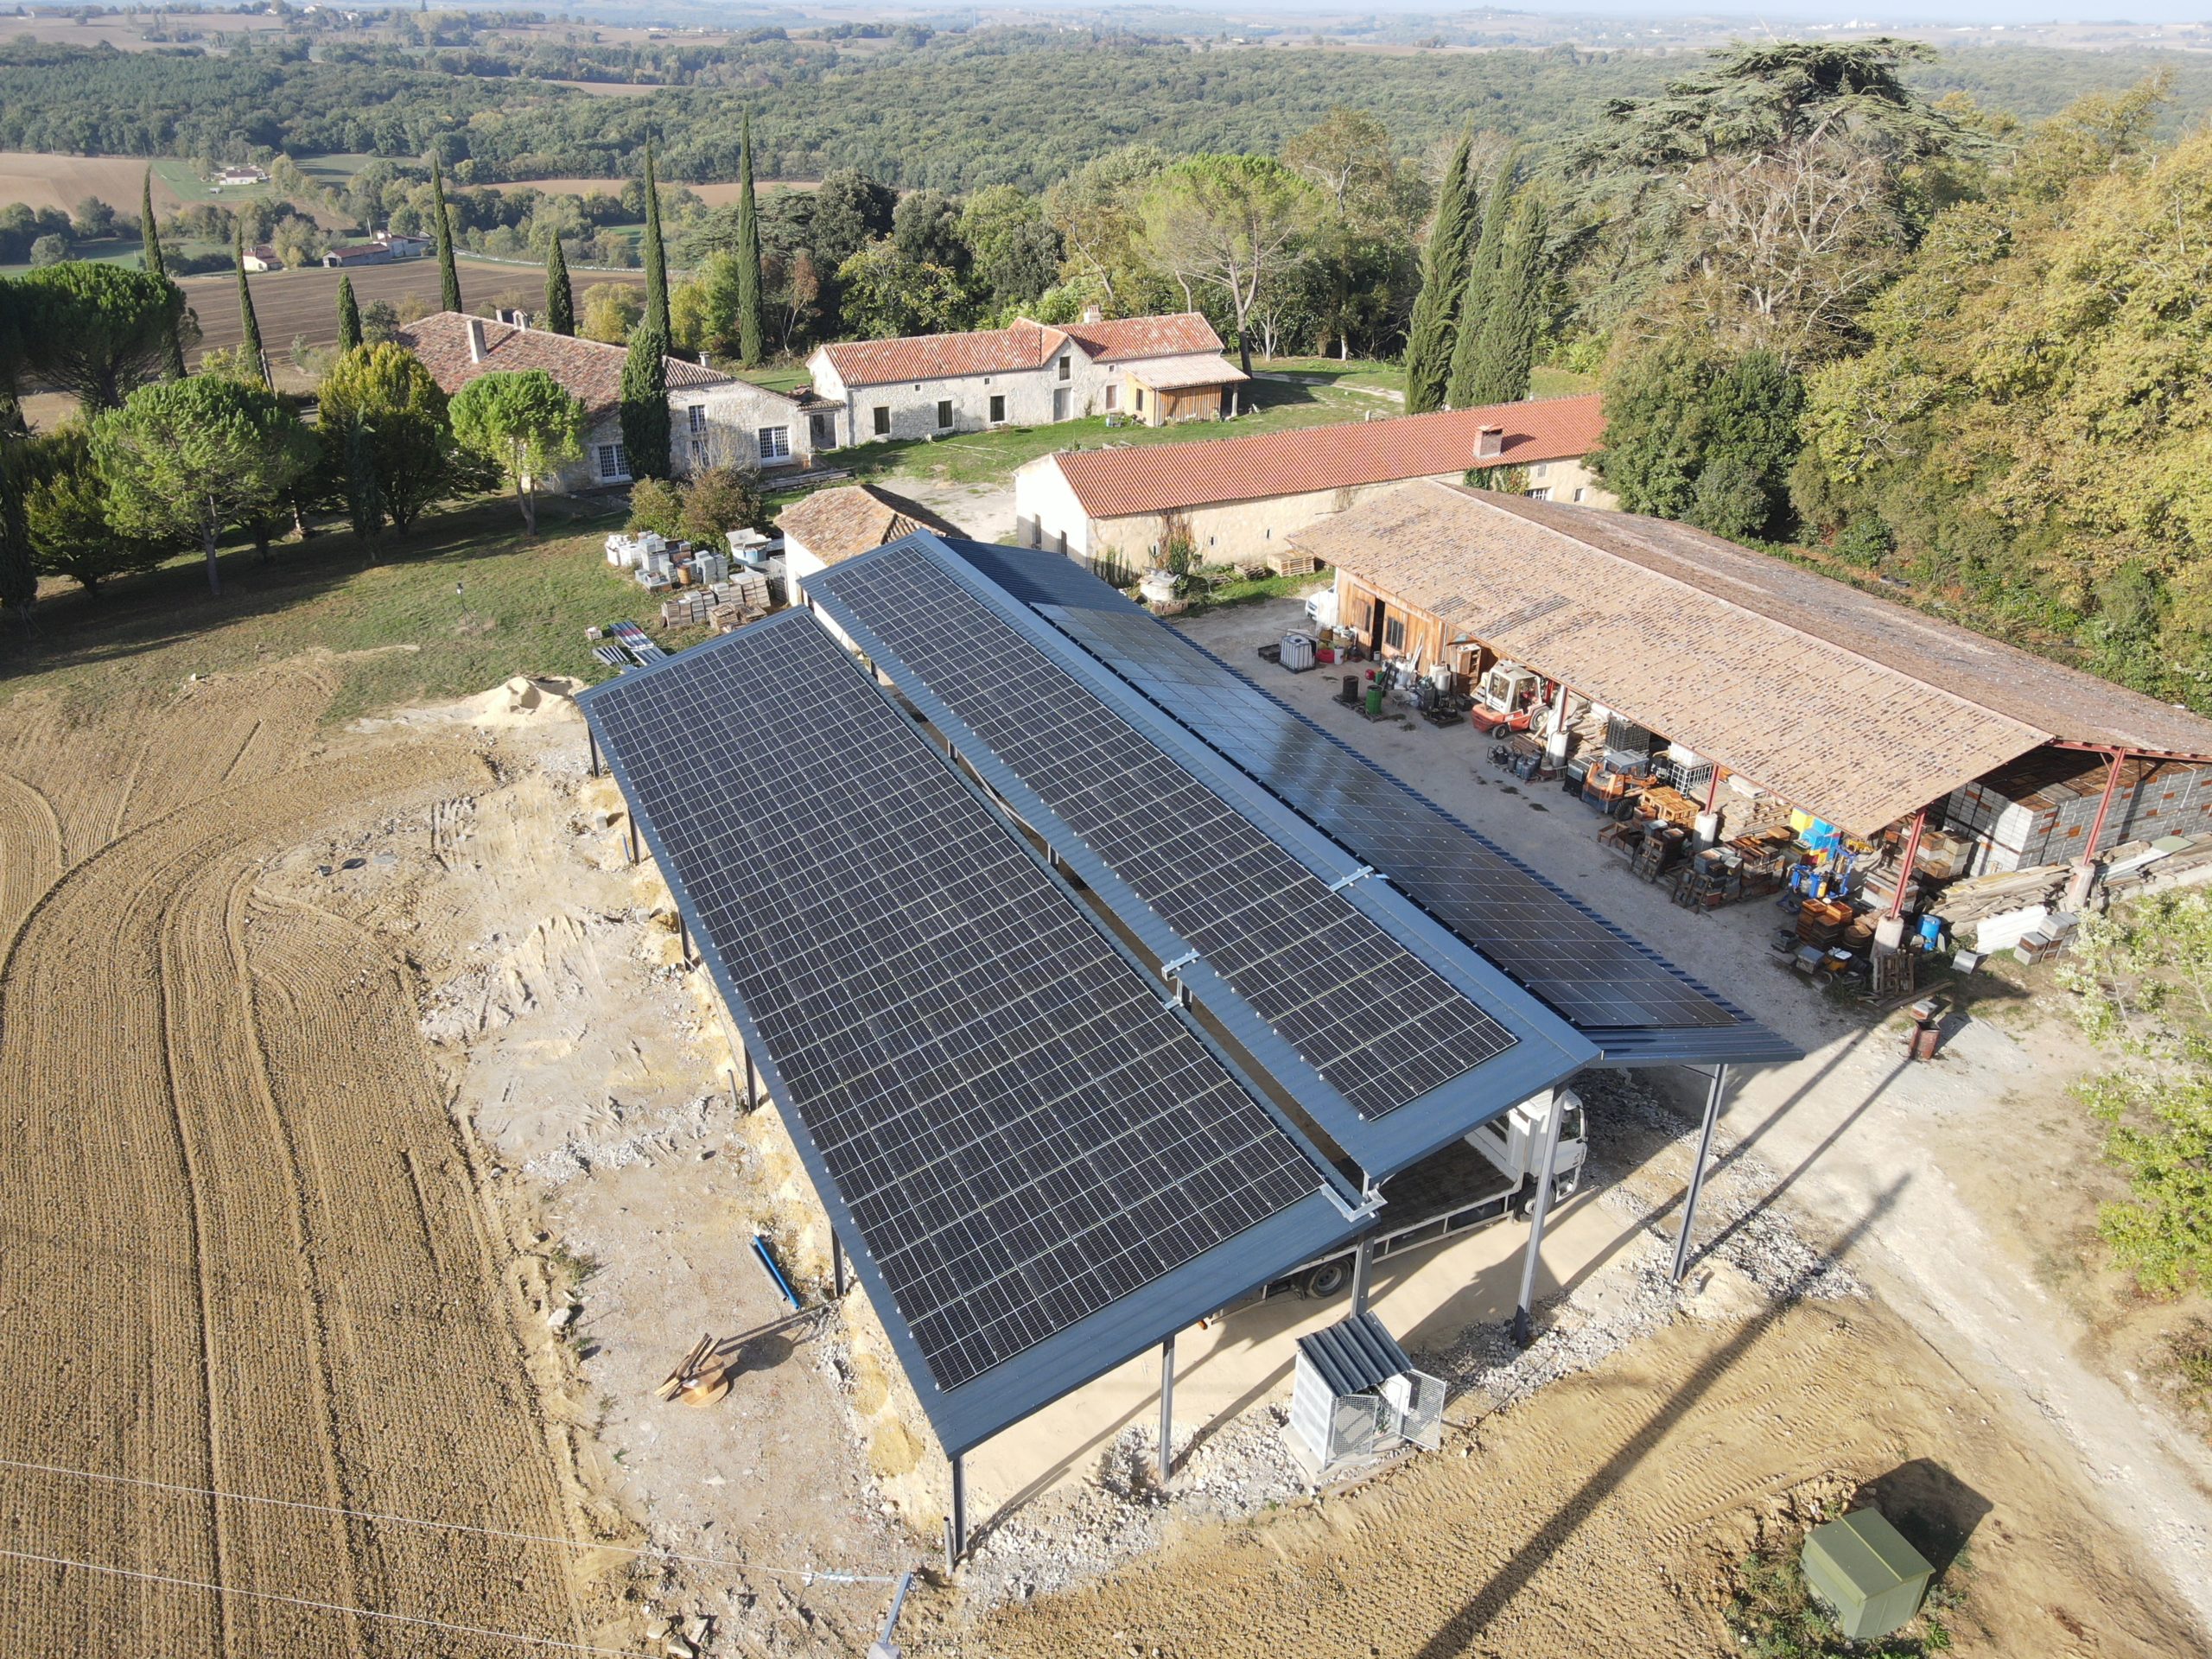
[0,769,63,957]
[0,734,582,1657]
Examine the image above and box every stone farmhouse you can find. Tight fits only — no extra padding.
[397,311,823,492]
[806,310,1247,446]
[1014,393,1611,573]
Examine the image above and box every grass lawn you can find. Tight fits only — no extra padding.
[296,152,380,184]
[2,494,646,726]
[836,374,1385,489]
[735,363,814,395]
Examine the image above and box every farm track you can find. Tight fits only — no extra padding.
[0,678,588,1656]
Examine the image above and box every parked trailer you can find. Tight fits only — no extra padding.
[1233,1093,1588,1308]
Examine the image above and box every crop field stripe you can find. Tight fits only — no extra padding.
[0,740,586,1656]
[0,1548,639,1657]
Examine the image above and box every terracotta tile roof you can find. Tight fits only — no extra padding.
[1061,313,1224,362]
[1295,481,2212,834]
[396,311,766,419]
[1049,395,1605,519]
[817,313,1222,387]
[322,244,391,264]
[777,484,963,566]
[1125,352,1249,391]
[818,319,1063,387]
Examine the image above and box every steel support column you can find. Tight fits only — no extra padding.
[1670,1065,1729,1284]
[588,728,601,778]
[1512,1090,1569,1349]
[744,1048,757,1109]
[678,913,691,967]
[1886,809,1928,921]
[947,1455,967,1571]
[2066,748,2128,909]
[1349,1236,1375,1317]
[832,1229,849,1299]
[627,813,639,865]
[1157,1334,1176,1484]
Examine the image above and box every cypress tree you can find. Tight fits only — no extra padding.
[235,229,268,385]
[543,234,575,335]
[142,167,185,379]
[1445,147,1520,410]
[1465,193,1548,408]
[735,111,763,368]
[1402,125,1477,416]
[431,156,461,313]
[620,321,671,480]
[336,274,362,352]
[640,141,669,339]
[345,417,385,544]
[0,440,34,620]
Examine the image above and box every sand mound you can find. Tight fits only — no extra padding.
[471,675,586,728]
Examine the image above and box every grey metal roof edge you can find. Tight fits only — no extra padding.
[578,613,1366,1452]
[810,540,1599,1174]
[1018,585,1779,1045]
[1591,1024,1806,1068]
[1296,1308,1414,1395]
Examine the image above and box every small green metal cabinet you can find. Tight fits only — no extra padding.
[1801,1509,1935,1640]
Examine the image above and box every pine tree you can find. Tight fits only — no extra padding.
[640,141,670,340]
[235,229,268,385]
[735,111,764,367]
[1445,147,1519,410]
[620,321,671,480]
[142,167,185,379]
[1464,193,1548,408]
[431,156,461,313]
[1402,125,1477,415]
[543,235,575,335]
[337,275,362,352]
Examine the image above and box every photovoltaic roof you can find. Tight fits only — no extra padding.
[809,537,1598,1179]
[576,611,1363,1454]
[935,537,1799,1070]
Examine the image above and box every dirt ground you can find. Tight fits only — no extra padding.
[0,152,196,218]
[0,667,638,1656]
[4,591,2207,1657]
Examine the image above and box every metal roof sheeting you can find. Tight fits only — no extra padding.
[1297,1311,1413,1396]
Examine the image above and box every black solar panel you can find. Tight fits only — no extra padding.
[580,614,1326,1391]
[1035,605,1737,1032]
[812,543,1518,1120]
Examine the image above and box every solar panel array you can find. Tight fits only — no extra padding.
[582,615,1325,1391]
[813,543,1518,1120]
[1036,604,1736,1032]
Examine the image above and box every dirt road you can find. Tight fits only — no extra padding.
[0,670,601,1656]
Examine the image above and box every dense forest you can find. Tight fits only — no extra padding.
[4,27,2212,189]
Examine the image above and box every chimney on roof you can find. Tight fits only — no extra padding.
[466,316,486,362]
[495,305,527,328]
[1474,424,1504,462]
[1082,303,1103,324]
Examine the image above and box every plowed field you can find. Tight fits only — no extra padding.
[0,670,595,1656]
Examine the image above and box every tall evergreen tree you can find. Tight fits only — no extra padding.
[0,441,34,620]
[1445,147,1519,410]
[1402,125,1476,415]
[235,229,268,385]
[1463,193,1548,408]
[543,234,575,335]
[431,156,461,313]
[336,275,362,352]
[344,416,385,543]
[640,141,669,340]
[141,167,185,379]
[619,321,671,480]
[735,111,764,367]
